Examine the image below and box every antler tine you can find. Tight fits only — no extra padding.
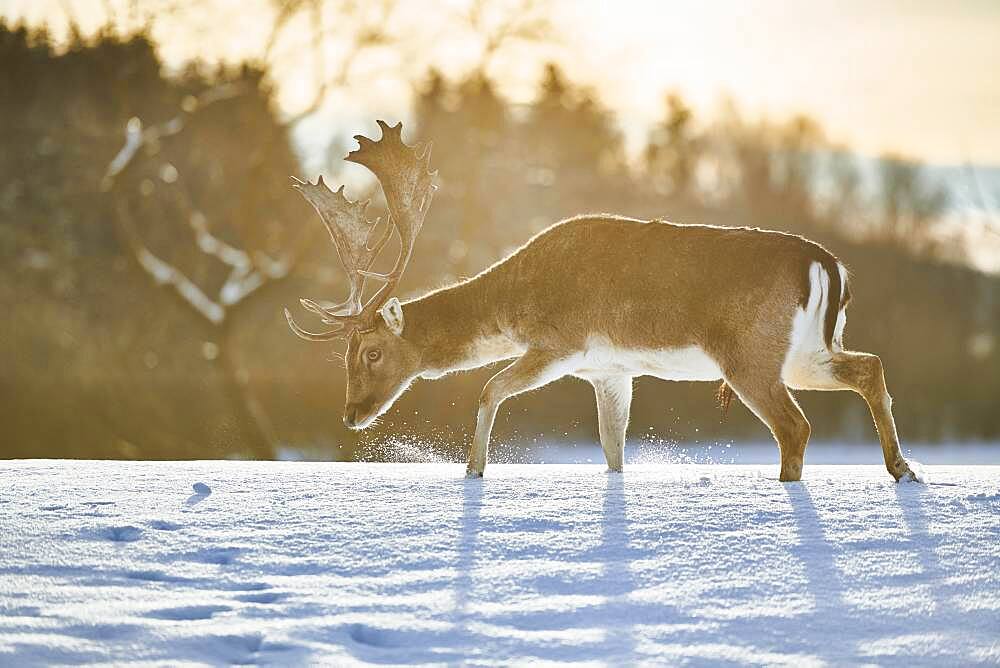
[300,298,350,322]
[286,173,397,340]
[284,120,436,343]
[284,308,345,341]
[290,175,388,315]
[347,120,437,311]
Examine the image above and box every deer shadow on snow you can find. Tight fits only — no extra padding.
[326,469,969,665]
[779,480,965,665]
[446,472,645,663]
[449,473,952,665]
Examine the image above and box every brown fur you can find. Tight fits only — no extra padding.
[336,214,914,482]
[402,216,811,360]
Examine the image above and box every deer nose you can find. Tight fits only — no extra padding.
[344,406,358,428]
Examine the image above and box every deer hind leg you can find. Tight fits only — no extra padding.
[825,352,914,481]
[467,349,568,478]
[727,374,812,482]
[591,376,632,472]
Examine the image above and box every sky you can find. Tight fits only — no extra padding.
[559,1,1000,166]
[3,0,998,166]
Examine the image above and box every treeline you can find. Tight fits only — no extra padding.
[1,25,997,461]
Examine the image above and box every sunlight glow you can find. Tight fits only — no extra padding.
[5,0,998,165]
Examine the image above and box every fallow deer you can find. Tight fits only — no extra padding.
[286,120,915,482]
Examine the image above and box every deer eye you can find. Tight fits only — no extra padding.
[366,349,381,363]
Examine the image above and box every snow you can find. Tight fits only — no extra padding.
[1,460,998,666]
[499,440,1000,466]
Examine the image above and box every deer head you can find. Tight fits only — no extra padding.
[286,120,436,429]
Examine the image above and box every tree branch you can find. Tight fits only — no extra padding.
[114,201,226,324]
[104,80,308,323]
[270,0,397,127]
[101,82,247,190]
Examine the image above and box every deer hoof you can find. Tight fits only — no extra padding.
[890,456,919,483]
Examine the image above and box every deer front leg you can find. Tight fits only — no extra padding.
[467,350,567,478]
[591,376,632,472]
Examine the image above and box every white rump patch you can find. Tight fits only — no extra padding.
[782,261,848,390]
[833,262,848,350]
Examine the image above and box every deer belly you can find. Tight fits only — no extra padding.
[574,338,723,381]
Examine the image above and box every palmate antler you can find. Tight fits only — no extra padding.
[285,120,436,341]
[288,176,390,325]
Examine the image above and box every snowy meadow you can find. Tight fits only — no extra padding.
[1,458,998,665]
[5,2,1000,665]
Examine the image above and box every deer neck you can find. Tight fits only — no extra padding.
[402,274,511,378]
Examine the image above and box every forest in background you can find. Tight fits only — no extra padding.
[2,22,998,461]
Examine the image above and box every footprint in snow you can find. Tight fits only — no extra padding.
[346,624,437,648]
[187,482,212,506]
[218,581,271,592]
[145,604,231,620]
[98,525,143,542]
[348,624,403,648]
[124,569,189,583]
[178,546,244,565]
[234,591,288,604]
[190,633,265,662]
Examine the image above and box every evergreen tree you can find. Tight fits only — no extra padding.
[528,63,623,178]
[645,92,701,199]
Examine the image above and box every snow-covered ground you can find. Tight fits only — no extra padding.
[1,460,999,666]
[484,440,1000,466]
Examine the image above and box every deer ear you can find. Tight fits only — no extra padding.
[380,297,404,336]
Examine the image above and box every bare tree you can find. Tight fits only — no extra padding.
[878,155,949,254]
[102,86,311,459]
[455,0,554,72]
[126,0,553,128]
[825,149,864,234]
[262,0,400,125]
